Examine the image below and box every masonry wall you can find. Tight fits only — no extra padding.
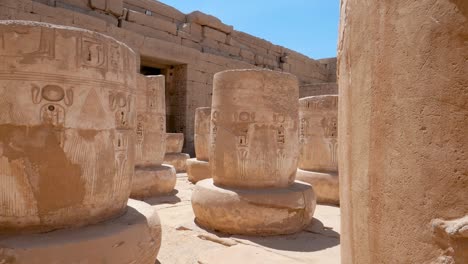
[1,0,337,154]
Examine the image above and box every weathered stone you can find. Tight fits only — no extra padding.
[192,179,315,235]
[132,74,176,199]
[338,1,468,263]
[131,164,176,199]
[187,11,233,34]
[211,69,300,189]
[165,132,184,153]
[127,10,177,35]
[134,74,166,166]
[0,21,137,234]
[0,199,161,264]
[194,107,211,161]
[296,95,339,205]
[203,26,227,43]
[186,158,210,183]
[192,69,315,236]
[296,170,338,205]
[164,152,190,173]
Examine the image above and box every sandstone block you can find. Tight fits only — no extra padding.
[127,9,177,35]
[211,69,299,188]
[203,26,227,43]
[0,199,161,264]
[187,11,233,34]
[186,158,210,183]
[0,21,137,234]
[124,0,185,23]
[192,179,315,235]
[121,21,181,44]
[131,164,176,199]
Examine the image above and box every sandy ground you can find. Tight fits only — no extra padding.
[147,173,341,264]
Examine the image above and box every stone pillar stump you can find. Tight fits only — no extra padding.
[164,133,190,172]
[131,74,176,199]
[296,95,339,205]
[192,69,316,235]
[0,21,161,264]
[187,107,211,183]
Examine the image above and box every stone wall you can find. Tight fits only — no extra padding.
[1,0,336,154]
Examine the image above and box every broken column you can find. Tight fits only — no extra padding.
[0,21,161,263]
[296,95,339,205]
[131,74,176,199]
[338,1,468,263]
[186,107,211,183]
[192,69,316,235]
[163,132,190,172]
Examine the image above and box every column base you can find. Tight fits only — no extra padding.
[164,153,190,172]
[0,199,161,264]
[296,169,339,205]
[131,164,177,199]
[186,158,210,183]
[191,179,316,236]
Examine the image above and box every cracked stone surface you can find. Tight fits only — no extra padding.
[147,173,341,264]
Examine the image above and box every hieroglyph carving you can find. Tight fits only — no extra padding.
[109,91,133,194]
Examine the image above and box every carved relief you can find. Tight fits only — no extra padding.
[31,84,73,147]
[299,117,309,143]
[108,91,132,190]
[234,111,255,179]
[79,36,106,69]
[109,44,120,71]
[0,27,55,58]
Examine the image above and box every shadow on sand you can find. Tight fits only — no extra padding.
[144,190,182,205]
[193,217,339,253]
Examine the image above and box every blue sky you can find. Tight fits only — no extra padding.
[158,0,340,59]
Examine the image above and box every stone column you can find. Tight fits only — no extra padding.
[192,69,316,235]
[0,21,161,263]
[187,107,211,183]
[296,95,339,205]
[163,132,190,172]
[338,1,468,263]
[131,74,176,199]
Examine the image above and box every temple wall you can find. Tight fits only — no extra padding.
[1,0,336,154]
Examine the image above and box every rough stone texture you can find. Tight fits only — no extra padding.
[0,20,137,234]
[192,179,316,236]
[2,0,336,155]
[296,170,339,205]
[186,158,210,183]
[131,164,176,199]
[163,152,190,173]
[165,132,184,153]
[211,69,300,189]
[194,107,211,161]
[0,199,161,264]
[338,1,468,263]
